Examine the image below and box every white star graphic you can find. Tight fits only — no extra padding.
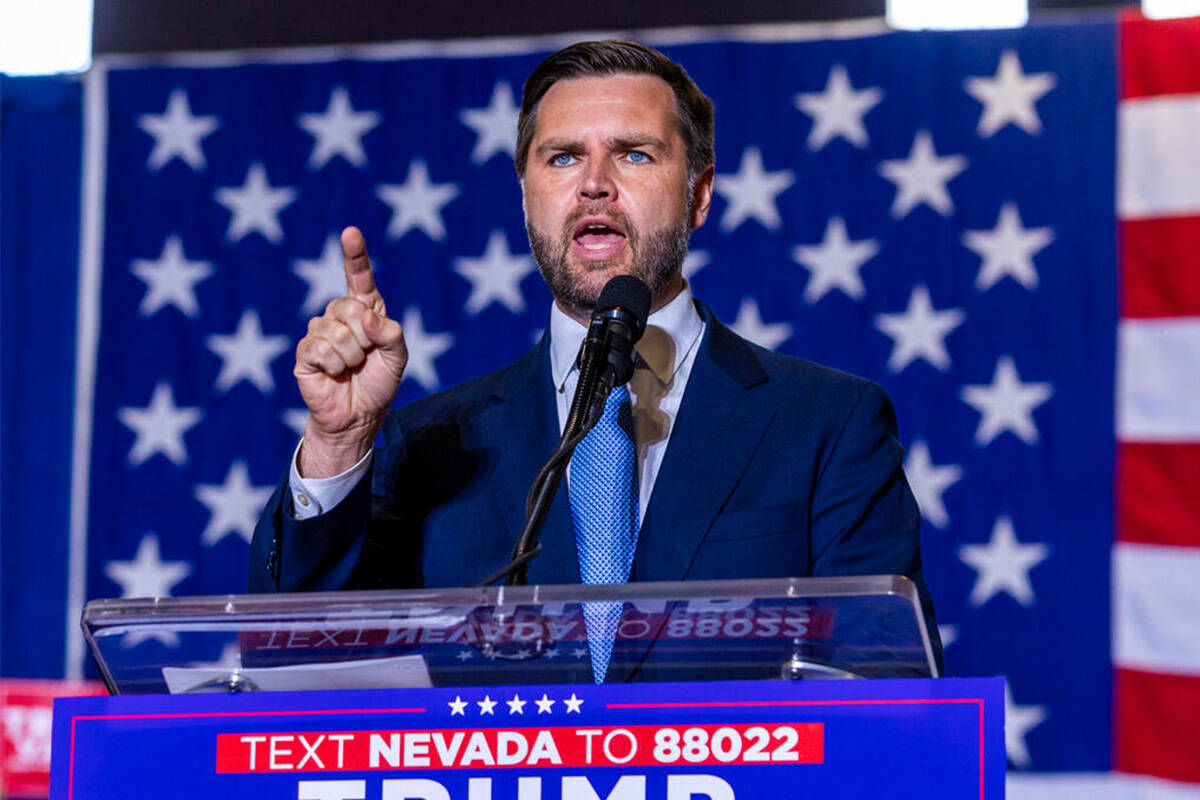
[535,694,556,714]
[572,647,589,659]
[959,515,1049,608]
[506,695,527,715]
[281,408,309,438]
[964,51,1057,138]
[681,250,710,282]
[791,216,879,303]
[453,230,536,315]
[460,81,520,164]
[960,356,1053,446]
[104,534,191,599]
[137,89,219,171]
[293,235,349,316]
[962,203,1054,292]
[1005,683,1048,768]
[117,382,204,467]
[194,460,275,546]
[713,146,795,232]
[563,693,584,713]
[129,235,213,318]
[213,163,297,244]
[206,309,291,394]
[542,648,560,659]
[399,307,454,392]
[297,86,381,169]
[730,298,793,351]
[903,440,962,529]
[874,285,964,372]
[448,695,468,716]
[477,695,497,715]
[794,64,883,150]
[376,160,459,241]
[455,649,474,661]
[878,131,967,218]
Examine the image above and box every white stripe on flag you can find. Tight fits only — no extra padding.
[1114,542,1200,676]
[1118,93,1200,219]
[1009,772,1200,799]
[1117,318,1200,441]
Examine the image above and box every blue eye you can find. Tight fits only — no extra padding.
[627,151,650,164]
[551,153,575,166]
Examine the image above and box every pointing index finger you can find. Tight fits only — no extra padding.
[341,226,379,302]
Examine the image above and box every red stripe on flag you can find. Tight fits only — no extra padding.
[1118,443,1200,547]
[1115,667,1200,783]
[1121,217,1200,318]
[1120,12,1200,100]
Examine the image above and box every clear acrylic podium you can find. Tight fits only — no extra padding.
[82,576,938,694]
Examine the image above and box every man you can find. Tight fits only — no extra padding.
[249,41,938,665]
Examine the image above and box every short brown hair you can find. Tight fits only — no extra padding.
[514,40,715,181]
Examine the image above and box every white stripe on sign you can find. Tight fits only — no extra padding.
[1114,542,1200,676]
[1117,318,1200,441]
[1118,93,1200,219]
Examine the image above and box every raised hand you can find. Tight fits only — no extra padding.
[294,226,407,477]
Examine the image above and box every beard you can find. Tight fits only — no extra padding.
[526,203,691,313]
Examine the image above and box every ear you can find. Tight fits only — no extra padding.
[689,164,715,230]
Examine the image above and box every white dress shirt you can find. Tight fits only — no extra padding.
[288,283,706,522]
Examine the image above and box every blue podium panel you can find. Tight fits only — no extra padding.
[52,678,1003,798]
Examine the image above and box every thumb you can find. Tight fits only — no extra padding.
[363,310,407,369]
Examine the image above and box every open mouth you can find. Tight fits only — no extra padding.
[572,218,627,259]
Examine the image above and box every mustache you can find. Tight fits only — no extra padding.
[563,204,634,238]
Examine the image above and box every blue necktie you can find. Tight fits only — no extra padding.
[569,384,639,683]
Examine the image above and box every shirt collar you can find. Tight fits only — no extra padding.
[550,281,705,392]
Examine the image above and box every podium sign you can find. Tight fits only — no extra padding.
[51,678,1003,799]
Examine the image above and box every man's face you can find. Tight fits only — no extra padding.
[522,73,712,316]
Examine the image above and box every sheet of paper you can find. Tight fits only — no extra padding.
[162,654,432,694]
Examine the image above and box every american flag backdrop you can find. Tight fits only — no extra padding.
[4,11,1198,797]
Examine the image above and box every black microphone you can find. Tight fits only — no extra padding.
[479,275,651,588]
[564,275,652,439]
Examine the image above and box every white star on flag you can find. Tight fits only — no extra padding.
[903,440,962,529]
[297,86,381,169]
[453,230,536,314]
[117,382,204,466]
[213,163,297,243]
[874,285,965,372]
[293,234,349,315]
[137,89,219,171]
[964,50,1057,138]
[194,460,275,546]
[960,356,1053,446]
[681,250,710,281]
[792,216,879,303]
[1005,683,1048,768]
[794,64,883,150]
[963,202,1055,292]
[477,695,497,715]
[563,693,584,713]
[448,695,468,716]
[535,694,555,714]
[878,131,967,218]
[376,160,460,241]
[938,624,959,649]
[730,297,793,351]
[959,515,1050,608]
[460,81,520,164]
[206,309,291,393]
[399,307,454,391]
[506,695,527,715]
[281,408,309,438]
[104,534,192,600]
[129,235,213,318]
[713,146,795,232]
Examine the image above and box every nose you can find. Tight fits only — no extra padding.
[579,159,616,201]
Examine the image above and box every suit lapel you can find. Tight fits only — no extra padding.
[633,308,774,583]
[478,338,580,585]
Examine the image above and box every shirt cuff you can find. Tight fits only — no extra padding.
[288,439,373,520]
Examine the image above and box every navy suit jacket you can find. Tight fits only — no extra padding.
[250,303,939,664]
